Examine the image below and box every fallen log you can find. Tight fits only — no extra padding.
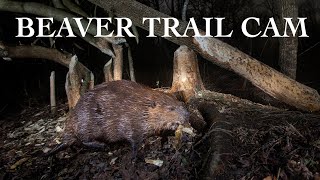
[0,43,70,67]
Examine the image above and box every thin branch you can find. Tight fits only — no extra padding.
[73,28,115,57]
[61,0,88,17]
[52,0,66,10]
[298,41,320,57]
[182,0,189,21]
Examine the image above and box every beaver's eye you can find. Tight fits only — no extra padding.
[169,106,175,111]
[151,101,156,108]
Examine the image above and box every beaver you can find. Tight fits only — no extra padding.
[48,80,190,156]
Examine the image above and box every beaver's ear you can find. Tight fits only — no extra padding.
[168,106,176,111]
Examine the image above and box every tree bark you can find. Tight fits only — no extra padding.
[86,0,320,112]
[277,0,298,79]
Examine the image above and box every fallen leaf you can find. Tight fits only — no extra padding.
[55,126,63,133]
[110,157,118,165]
[145,158,163,167]
[42,147,51,153]
[182,127,196,137]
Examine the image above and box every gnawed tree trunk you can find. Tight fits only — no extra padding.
[127,45,136,82]
[65,73,78,110]
[169,45,233,176]
[167,45,207,133]
[87,0,320,112]
[104,59,114,82]
[170,45,232,176]
[112,44,124,81]
[89,72,94,90]
[65,56,93,109]
[277,0,299,79]
[170,45,204,102]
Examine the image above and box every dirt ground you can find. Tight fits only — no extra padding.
[0,92,319,180]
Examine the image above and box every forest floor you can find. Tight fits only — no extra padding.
[0,91,319,180]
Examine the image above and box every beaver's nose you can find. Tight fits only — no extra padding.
[172,122,181,129]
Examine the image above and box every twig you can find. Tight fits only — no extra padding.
[182,0,189,21]
[298,41,320,57]
[0,104,8,114]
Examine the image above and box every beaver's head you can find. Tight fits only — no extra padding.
[146,93,190,135]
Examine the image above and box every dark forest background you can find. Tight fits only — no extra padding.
[0,0,319,118]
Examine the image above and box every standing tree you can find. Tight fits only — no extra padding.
[277,0,299,79]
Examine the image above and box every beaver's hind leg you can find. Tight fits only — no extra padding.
[44,132,77,156]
